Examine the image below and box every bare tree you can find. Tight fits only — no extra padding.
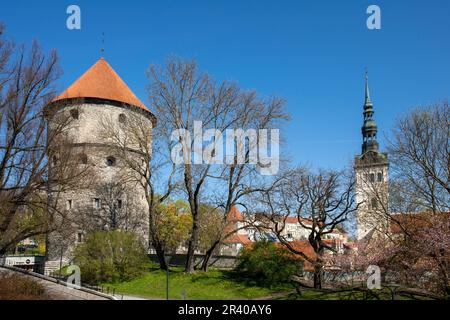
[388,102,450,213]
[257,167,360,289]
[100,108,176,270]
[355,102,450,242]
[0,27,87,254]
[75,180,147,233]
[350,102,450,296]
[147,57,288,272]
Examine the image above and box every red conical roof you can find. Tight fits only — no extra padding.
[226,205,244,222]
[53,58,149,111]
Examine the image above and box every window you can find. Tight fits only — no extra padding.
[70,109,79,120]
[369,173,375,183]
[52,155,58,166]
[287,233,293,239]
[77,232,83,243]
[371,198,378,210]
[106,156,116,167]
[118,113,126,124]
[117,199,122,209]
[377,172,383,182]
[94,198,101,209]
[66,199,72,210]
[78,153,88,165]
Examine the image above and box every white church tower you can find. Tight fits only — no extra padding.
[355,72,389,241]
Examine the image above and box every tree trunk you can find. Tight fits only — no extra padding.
[201,240,220,272]
[151,240,167,270]
[313,264,323,289]
[185,219,200,273]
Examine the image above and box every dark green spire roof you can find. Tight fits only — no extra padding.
[361,71,379,154]
[365,71,372,106]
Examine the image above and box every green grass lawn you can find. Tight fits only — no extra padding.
[103,264,436,300]
[104,265,292,300]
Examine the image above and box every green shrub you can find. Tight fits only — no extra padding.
[73,230,148,285]
[235,241,302,288]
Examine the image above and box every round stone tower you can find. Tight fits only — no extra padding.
[45,58,155,266]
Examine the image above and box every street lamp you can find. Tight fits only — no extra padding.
[164,254,170,300]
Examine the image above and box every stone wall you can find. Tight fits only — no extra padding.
[46,101,152,262]
[149,254,238,269]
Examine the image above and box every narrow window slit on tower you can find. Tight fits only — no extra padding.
[94,198,101,209]
[77,232,83,243]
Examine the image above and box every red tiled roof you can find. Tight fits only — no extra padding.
[52,58,149,112]
[223,234,253,245]
[276,240,316,270]
[344,242,357,249]
[390,212,449,234]
[284,216,312,225]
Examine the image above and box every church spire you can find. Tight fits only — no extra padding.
[365,70,372,106]
[361,71,379,154]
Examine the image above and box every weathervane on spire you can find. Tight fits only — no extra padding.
[101,32,105,56]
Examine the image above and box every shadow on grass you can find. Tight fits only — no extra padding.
[277,287,437,300]
[214,269,295,291]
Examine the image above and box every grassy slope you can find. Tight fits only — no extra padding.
[105,266,292,300]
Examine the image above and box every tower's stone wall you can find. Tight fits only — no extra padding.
[355,153,389,241]
[46,101,151,262]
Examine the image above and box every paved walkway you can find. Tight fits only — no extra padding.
[0,267,111,300]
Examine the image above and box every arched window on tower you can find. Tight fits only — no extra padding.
[118,113,126,124]
[377,171,383,182]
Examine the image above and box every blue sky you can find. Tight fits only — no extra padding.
[1,0,449,169]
